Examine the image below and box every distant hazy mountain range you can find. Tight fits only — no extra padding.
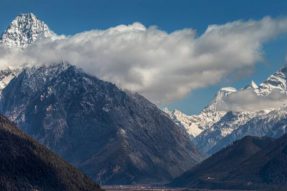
[0,13,202,185]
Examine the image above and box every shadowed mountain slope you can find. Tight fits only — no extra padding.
[0,115,102,191]
[170,135,287,190]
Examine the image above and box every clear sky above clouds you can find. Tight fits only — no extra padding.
[1,0,287,114]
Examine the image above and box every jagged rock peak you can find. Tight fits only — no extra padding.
[0,13,56,48]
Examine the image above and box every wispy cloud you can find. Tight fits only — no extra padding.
[1,17,287,104]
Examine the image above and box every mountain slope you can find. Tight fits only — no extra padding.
[0,63,202,184]
[0,115,101,191]
[170,135,277,190]
[229,133,287,188]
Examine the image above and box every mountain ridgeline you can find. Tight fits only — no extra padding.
[0,115,102,191]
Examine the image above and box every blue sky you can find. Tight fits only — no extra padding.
[1,0,287,114]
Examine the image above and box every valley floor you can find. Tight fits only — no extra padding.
[103,185,253,191]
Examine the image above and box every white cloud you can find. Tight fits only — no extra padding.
[1,17,287,104]
[217,89,287,112]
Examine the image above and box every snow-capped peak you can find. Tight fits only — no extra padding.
[0,13,56,48]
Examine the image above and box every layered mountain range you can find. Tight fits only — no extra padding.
[0,13,202,185]
[167,64,287,155]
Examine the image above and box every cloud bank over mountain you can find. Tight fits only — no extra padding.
[1,16,287,103]
[217,89,287,112]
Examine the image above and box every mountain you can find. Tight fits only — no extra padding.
[0,114,102,191]
[0,12,203,184]
[0,13,56,48]
[170,135,287,190]
[0,63,202,185]
[165,87,236,139]
[166,64,287,155]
